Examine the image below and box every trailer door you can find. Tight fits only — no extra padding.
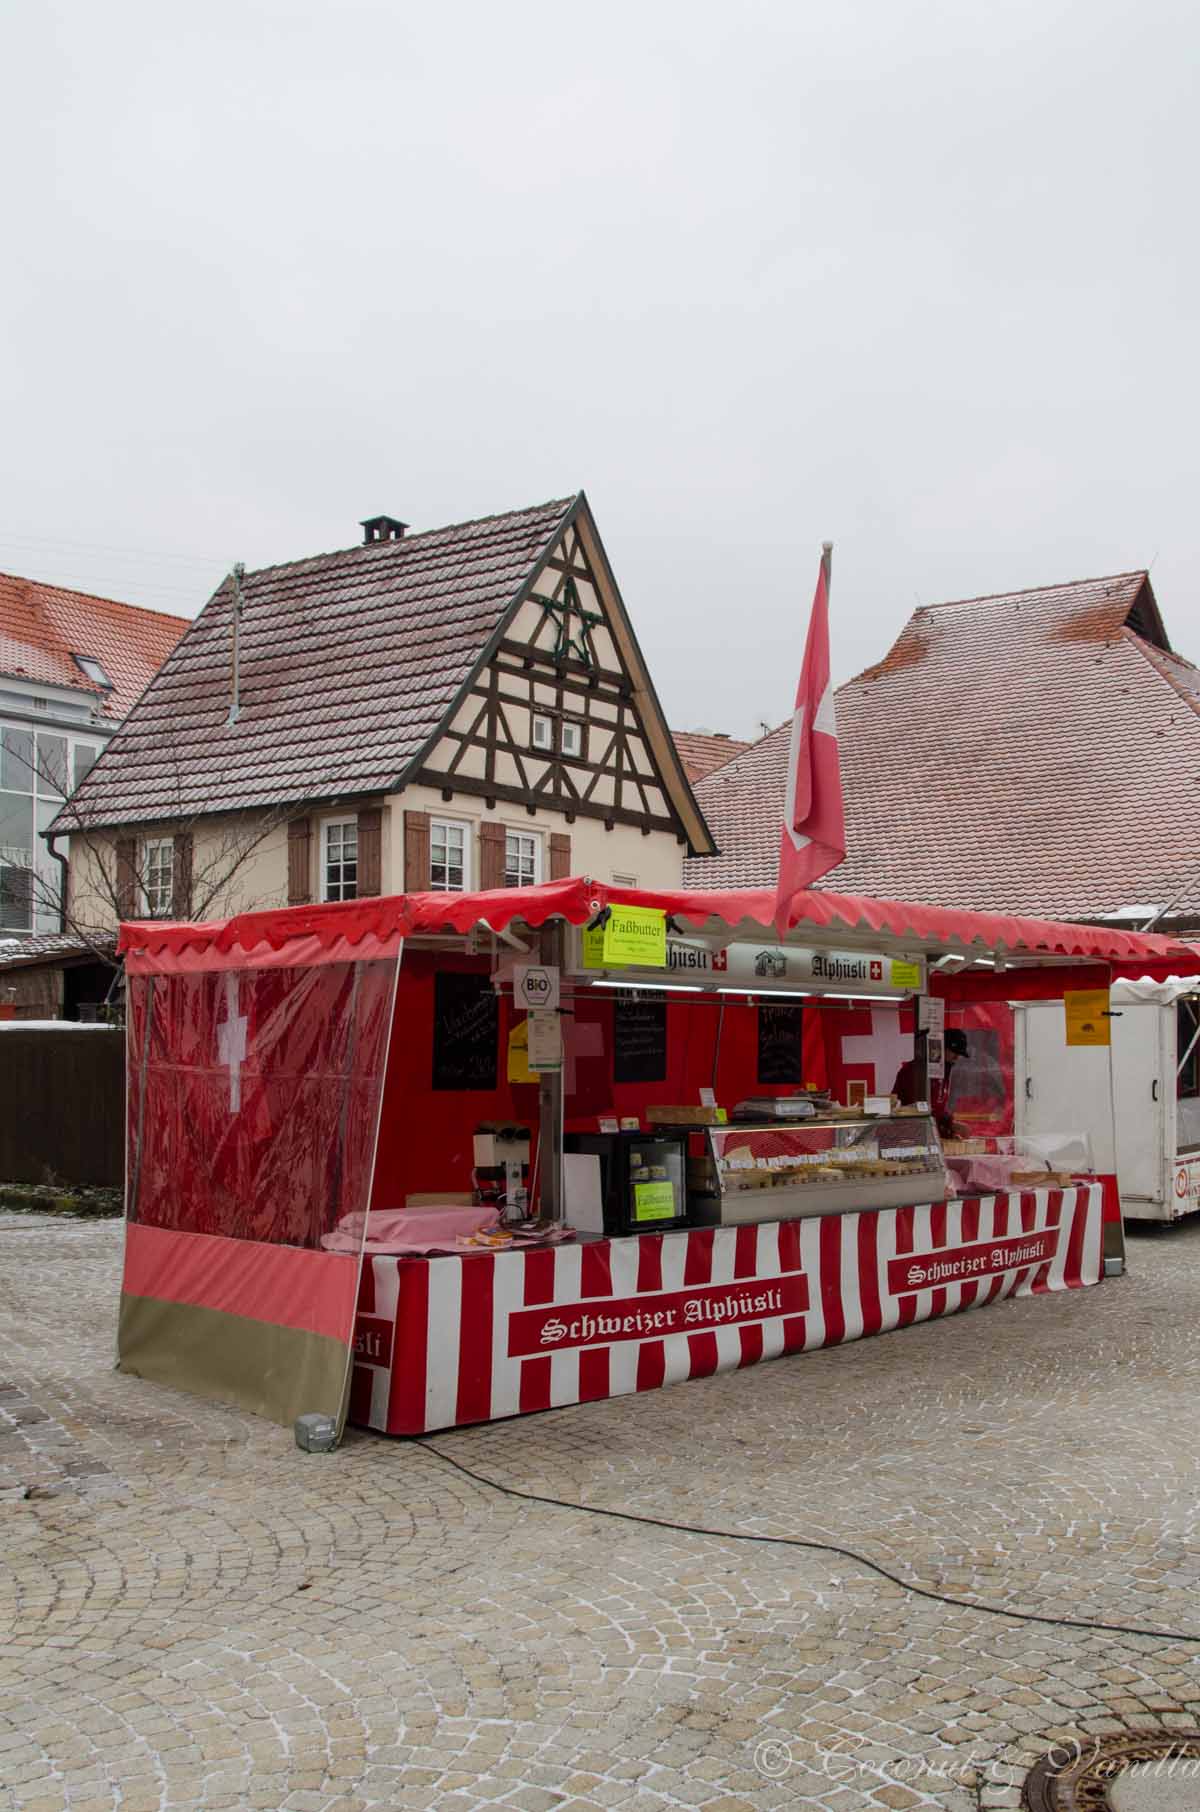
[1109,1001,1166,1207]
[1014,1002,1115,1172]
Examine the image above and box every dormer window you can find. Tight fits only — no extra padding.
[73,654,112,689]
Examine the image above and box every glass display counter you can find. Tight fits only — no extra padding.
[688,1112,945,1225]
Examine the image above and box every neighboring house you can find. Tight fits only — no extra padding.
[686,569,1200,925]
[671,730,752,785]
[60,495,716,929]
[0,572,186,938]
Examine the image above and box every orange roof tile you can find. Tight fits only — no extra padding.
[0,572,187,721]
[671,729,753,783]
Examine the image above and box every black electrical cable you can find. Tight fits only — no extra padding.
[413,1438,1200,1648]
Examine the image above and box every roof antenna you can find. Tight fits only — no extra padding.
[227,562,245,725]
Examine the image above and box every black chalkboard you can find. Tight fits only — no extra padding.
[614,995,667,1084]
[758,1002,804,1085]
[433,971,498,1090]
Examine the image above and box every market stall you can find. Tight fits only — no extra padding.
[117,879,1195,1435]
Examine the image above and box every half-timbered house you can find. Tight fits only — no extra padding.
[56,494,715,930]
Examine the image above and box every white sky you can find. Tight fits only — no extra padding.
[3,0,1198,739]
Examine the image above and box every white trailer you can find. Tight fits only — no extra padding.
[1014,981,1200,1222]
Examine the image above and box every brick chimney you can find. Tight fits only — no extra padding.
[360,515,408,545]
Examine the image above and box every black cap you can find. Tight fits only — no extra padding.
[945,1028,969,1056]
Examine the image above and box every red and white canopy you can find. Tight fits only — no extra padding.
[118,877,1197,997]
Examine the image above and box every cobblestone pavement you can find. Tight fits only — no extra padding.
[3,1214,1200,1812]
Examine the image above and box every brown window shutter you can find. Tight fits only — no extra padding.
[356,806,382,897]
[287,816,312,906]
[116,836,138,919]
[171,833,194,919]
[404,809,430,891]
[549,831,571,880]
[480,820,506,889]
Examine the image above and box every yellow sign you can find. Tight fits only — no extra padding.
[582,924,607,970]
[633,1180,677,1222]
[506,1018,537,1083]
[890,959,922,990]
[1065,988,1111,1047]
[602,905,667,969]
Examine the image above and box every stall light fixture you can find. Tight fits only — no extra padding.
[592,981,704,994]
[800,988,909,1003]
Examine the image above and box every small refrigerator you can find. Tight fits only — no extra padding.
[563,1131,689,1235]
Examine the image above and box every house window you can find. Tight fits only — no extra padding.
[612,872,638,887]
[142,838,175,917]
[322,818,358,902]
[532,713,583,758]
[504,830,540,888]
[0,864,32,932]
[0,721,103,936]
[37,734,69,796]
[1,728,34,792]
[430,819,468,891]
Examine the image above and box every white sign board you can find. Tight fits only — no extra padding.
[571,931,925,998]
[514,964,560,1013]
[918,996,945,1036]
[527,1009,562,1072]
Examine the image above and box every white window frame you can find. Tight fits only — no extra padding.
[142,837,175,918]
[560,719,583,758]
[611,871,638,887]
[430,817,470,892]
[321,817,359,902]
[504,828,542,889]
[532,714,553,752]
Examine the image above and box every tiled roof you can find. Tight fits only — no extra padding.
[61,499,575,828]
[671,730,753,783]
[0,573,186,722]
[0,932,115,971]
[686,570,1200,919]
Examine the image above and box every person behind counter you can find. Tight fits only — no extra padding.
[892,1027,969,1137]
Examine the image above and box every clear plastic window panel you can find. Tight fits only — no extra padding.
[126,958,397,1248]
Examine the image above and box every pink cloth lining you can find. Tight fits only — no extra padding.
[322,1206,500,1255]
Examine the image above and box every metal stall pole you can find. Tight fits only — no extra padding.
[537,921,566,1222]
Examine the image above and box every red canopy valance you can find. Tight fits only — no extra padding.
[119,877,1196,983]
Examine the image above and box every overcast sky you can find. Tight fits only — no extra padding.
[3,0,1197,739]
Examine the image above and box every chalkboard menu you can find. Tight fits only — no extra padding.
[758,1002,804,1085]
[433,972,498,1090]
[614,995,667,1084]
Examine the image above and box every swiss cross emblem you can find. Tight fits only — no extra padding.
[712,950,728,972]
[870,960,883,981]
